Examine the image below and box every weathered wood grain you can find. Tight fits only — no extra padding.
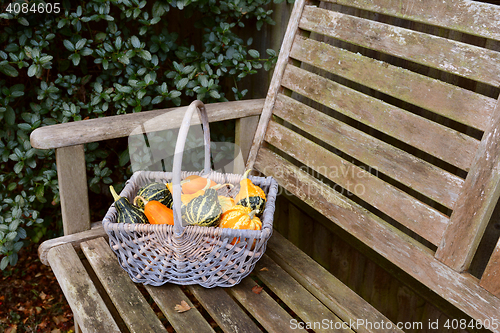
[254,148,500,331]
[30,99,264,150]
[265,119,449,245]
[271,93,463,209]
[144,284,215,333]
[228,278,307,333]
[322,0,500,42]
[266,232,402,333]
[38,224,107,266]
[436,96,500,271]
[56,145,91,236]
[299,6,500,86]
[282,63,479,171]
[245,0,309,170]
[187,284,262,333]
[290,35,496,132]
[284,192,485,330]
[480,237,500,298]
[47,243,121,333]
[80,237,168,333]
[255,255,354,333]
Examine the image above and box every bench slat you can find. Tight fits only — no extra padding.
[322,0,500,42]
[47,244,121,333]
[188,285,262,333]
[80,237,168,333]
[265,232,401,333]
[271,91,463,208]
[265,117,449,245]
[228,278,307,333]
[282,62,479,171]
[254,147,500,328]
[290,34,496,132]
[144,284,215,333]
[299,6,500,86]
[255,255,355,333]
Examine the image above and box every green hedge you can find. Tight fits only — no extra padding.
[0,0,281,269]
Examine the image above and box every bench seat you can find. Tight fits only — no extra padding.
[42,226,398,333]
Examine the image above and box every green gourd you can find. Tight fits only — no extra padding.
[135,182,173,209]
[110,185,147,224]
[181,188,222,227]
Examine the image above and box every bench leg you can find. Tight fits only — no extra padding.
[234,116,260,174]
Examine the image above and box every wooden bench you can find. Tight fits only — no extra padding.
[31,0,500,332]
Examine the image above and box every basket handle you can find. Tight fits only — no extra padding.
[172,100,211,235]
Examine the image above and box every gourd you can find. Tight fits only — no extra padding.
[181,187,222,227]
[135,182,173,209]
[234,170,266,213]
[219,205,262,245]
[134,196,174,225]
[218,196,235,213]
[110,185,148,224]
[180,175,218,194]
[219,205,262,230]
[180,178,212,204]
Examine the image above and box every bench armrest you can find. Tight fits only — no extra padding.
[30,99,265,149]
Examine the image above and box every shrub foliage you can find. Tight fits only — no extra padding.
[0,0,279,269]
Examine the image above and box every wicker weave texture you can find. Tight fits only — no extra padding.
[103,170,278,287]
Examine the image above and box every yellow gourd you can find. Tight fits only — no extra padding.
[234,170,266,212]
[219,205,262,245]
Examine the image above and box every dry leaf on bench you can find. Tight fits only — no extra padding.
[252,285,263,294]
[174,300,191,313]
[259,267,268,271]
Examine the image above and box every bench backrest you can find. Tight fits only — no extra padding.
[247,0,500,325]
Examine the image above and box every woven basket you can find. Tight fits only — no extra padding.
[102,100,278,287]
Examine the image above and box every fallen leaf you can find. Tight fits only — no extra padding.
[259,267,268,271]
[252,285,263,294]
[40,291,47,300]
[5,324,17,333]
[53,315,68,325]
[51,329,61,333]
[174,300,191,313]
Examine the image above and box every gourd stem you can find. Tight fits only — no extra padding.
[242,169,252,179]
[248,209,259,219]
[110,185,121,202]
[134,195,148,207]
[212,183,234,190]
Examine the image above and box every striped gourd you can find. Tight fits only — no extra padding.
[135,182,173,209]
[110,185,148,224]
[181,188,222,227]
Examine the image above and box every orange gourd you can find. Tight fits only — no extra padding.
[234,170,266,212]
[219,205,262,245]
[181,175,218,194]
[219,205,262,230]
[134,196,174,225]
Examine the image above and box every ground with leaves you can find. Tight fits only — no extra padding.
[0,242,74,333]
